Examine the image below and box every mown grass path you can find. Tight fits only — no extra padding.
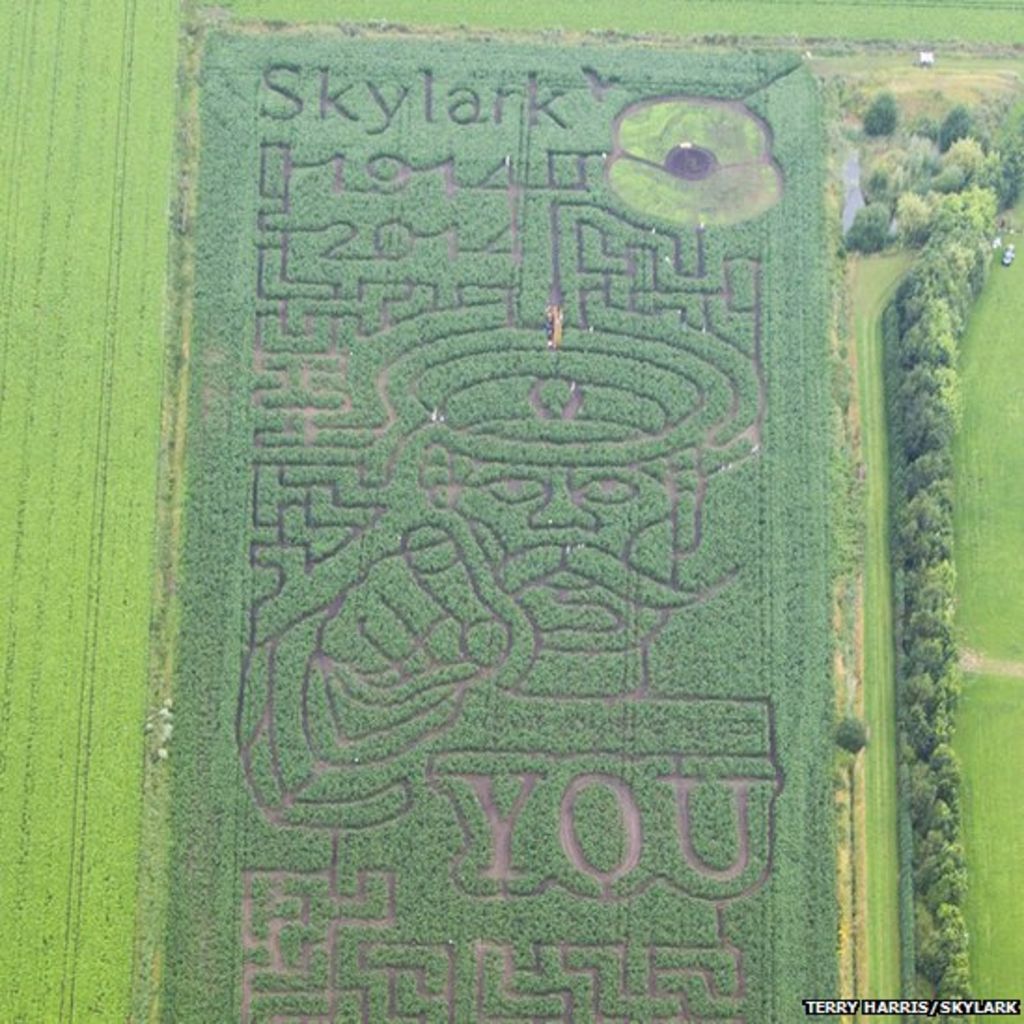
[0,2,177,1019]
[850,252,912,998]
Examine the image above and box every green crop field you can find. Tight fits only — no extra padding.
[216,0,1024,45]
[954,253,1024,662]
[0,1,178,1021]
[955,674,1024,996]
[164,32,835,1022]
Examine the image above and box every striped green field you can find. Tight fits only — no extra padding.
[851,252,912,997]
[219,0,1024,43]
[0,2,178,1020]
[955,674,1024,996]
[953,216,1024,1002]
[954,251,1024,662]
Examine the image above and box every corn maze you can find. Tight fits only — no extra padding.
[168,33,835,1022]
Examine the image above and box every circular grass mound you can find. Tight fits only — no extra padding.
[607,97,783,227]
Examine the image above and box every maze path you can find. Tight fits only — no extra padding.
[239,113,772,829]
[475,919,747,1023]
[241,836,398,1023]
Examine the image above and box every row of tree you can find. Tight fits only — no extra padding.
[887,187,996,1000]
[848,95,1024,254]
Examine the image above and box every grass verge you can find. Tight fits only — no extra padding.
[850,251,913,997]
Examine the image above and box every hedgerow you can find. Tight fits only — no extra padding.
[886,187,995,1003]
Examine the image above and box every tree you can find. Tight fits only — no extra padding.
[933,187,996,238]
[939,105,972,152]
[896,192,934,246]
[943,137,985,182]
[836,715,868,753]
[917,902,967,983]
[845,202,890,253]
[930,743,962,805]
[992,109,1024,208]
[899,491,953,568]
[864,91,898,136]
[939,952,971,998]
[931,163,967,194]
[908,759,937,816]
[905,449,953,498]
[911,115,940,143]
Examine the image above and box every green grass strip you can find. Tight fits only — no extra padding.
[955,673,1024,995]
[954,245,1024,662]
[851,252,912,996]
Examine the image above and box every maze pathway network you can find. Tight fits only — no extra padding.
[184,37,826,1023]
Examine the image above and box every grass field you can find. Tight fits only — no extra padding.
[164,35,835,1021]
[813,53,1024,123]
[851,252,912,997]
[954,252,1024,662]
[954,674,1024,996]
[952,215,1024,1004]
[0,1,178,1020]
[217,0,1024,44]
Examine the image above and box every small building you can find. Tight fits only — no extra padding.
[919,51,936,67]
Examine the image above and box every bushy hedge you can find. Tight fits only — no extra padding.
[886,188,995,1002]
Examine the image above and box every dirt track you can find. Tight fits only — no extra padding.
[960,648,1024,679]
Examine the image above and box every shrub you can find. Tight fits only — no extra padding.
[943,138,985,183]
[931,164,967,194]
[991,107,1024,209]
[836,716,868,753]
[911,116,940,143]
[939,105,972,152]
[864,91,898,136]
[846,202,891,253]
[896,192,934,247]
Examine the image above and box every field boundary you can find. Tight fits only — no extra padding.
[128,12,203,1023]
[884,190,996,997]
